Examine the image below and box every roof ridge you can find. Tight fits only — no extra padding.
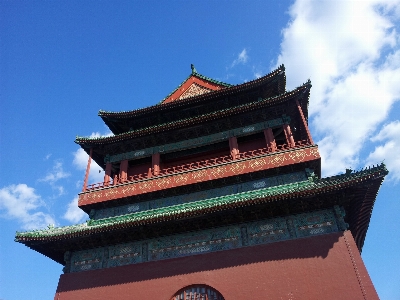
[15,179,313,239]
[98,65,285,117]
[15,163,387,241]
[316,163,388,183]
[158,72,233,105]
[76,80,306,144]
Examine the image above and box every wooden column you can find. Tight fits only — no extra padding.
[283,124,295,148]
[263,128,277,152]
[104,163,112,186]
[119,160,128,182]
[82,148,92,192]
[296,99,314,144]
[152,153,160,176]
[229,136,239,160]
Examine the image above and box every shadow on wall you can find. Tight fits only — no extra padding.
[57,231,342,292]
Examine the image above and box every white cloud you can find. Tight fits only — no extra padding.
[63,196,87,223]
[366,120,400,182]
[56,186,65,196]
[254,71,262,79]
[0,184,55,230]
[38,161,70,197]
[39,161,70,183]
[73,148,94,170]
[231,49,249,67]
[88,131,113,139]
[274,0,400,176]
[73,130,113,186]
[73,148,104,185]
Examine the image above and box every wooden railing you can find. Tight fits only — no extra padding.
[85,139,310,191]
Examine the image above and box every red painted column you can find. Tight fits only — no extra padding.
[104,163,112,186]
[295,99,314,144]
[263,128,277,152]
[152,153,160,176]
[119,160,128,182]
[82,148,92,192]
[283,124,295,148]
[229,137,239,160]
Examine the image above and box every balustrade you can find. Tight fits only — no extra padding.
[84,139,311,192]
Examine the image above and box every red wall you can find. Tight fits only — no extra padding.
[128,163,151,177]
[162,148,230,170]
[238,138,266,153]
[54,231,378,300]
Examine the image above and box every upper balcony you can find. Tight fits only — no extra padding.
[78,126,320,208]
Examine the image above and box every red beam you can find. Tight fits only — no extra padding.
[82,148,92,192]
[296,99,314,144]
[79,146,320,207]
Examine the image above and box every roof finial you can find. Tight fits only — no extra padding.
[191,64,197,74]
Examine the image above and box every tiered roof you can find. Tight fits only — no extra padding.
[75,66,312,170]
[16,66,387,271]
[96,65,286,135]
[16,164,388,264]
[77,82,308,146]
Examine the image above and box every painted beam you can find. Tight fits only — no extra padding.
[105,117,291,164]
[66,207,343,273]
[78,145,320,207]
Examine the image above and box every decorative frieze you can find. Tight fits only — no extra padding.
[70,247,104,273]
[106,241,143,268]
[334,205,349,231]
[92,171,308,220]
[178,83,213,100]
[148,226,241,261]
[105,117,291,164]
[79,145,320,206]
[247,217,291,246]
[67,207,345,273]
[293,210,338,238]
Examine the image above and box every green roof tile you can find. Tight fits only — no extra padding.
[15,163,387,242]
[159,72,233,105]
[76,82,310,145]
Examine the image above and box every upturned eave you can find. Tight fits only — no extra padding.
[75,79,307,149]
[98,65,286,134]
[16,163,388,262]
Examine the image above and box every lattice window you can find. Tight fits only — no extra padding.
[171,285,224,300]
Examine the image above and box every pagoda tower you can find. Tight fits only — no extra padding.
[16,65,387,300]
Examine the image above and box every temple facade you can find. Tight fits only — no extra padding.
[16,65,387,299]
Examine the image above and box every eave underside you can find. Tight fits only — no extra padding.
[78,84,310,169]
[80,160,321,213]
[16,165,387,264]
[99,66,286,135]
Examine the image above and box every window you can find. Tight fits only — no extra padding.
[171,284,225,300]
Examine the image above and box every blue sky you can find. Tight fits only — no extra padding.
[1,1,400,299]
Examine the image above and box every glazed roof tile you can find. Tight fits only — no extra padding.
[15,163,387,242]
[98,65,285,119]
[160,71,233,104]
[76,79,307,146]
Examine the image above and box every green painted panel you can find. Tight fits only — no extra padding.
[91,171,307,220]
[66,208,342,273]
[106,116,291,163]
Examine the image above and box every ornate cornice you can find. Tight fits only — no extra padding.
[16,163,387,248]
[75,81,308,147]
[79,145,320,206]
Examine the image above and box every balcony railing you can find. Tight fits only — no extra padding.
[85,140,311,192]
